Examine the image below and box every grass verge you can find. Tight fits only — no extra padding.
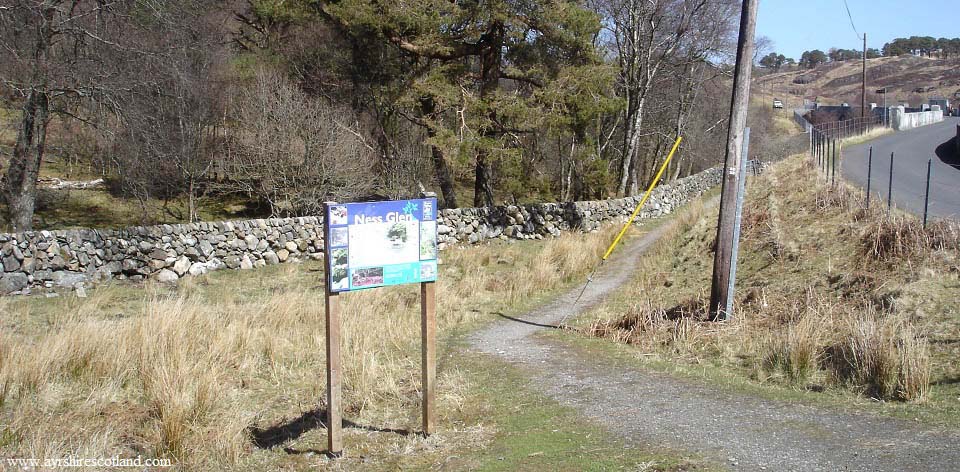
[565,154,960,426]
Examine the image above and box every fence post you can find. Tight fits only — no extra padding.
[816,131,821,168]
[830,139,838,185]
[828,138,832,178]
[819,131,823,168]
[820,131,824,168]
[923,158,932,228]
[830,141,843,186]
[813,130,818,162]
[887,152,895,212]
[824,136,829,174]
[821,133,826,173]
[866,146,873,208]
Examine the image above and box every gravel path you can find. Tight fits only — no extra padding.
[470,217,960,471]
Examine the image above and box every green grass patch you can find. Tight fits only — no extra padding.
[438,352,716,471]
[0,187,267,231]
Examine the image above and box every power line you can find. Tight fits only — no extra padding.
[843,0,864,41]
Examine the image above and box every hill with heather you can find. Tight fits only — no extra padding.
[754,55,960,109]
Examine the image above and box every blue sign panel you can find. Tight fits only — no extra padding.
[326,198,438,292]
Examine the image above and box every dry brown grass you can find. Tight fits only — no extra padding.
[861,216,960,263]
[0,225,617,469]
[814,184,854,211]
[827,313,931,401]
[763,313,822,384]
[839,127,894,148]
[580,154,949,406]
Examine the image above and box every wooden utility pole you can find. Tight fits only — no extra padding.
[861,33,867,118]
[708,0,758,321]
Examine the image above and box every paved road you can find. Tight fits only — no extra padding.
[470,205,960,471]
[841,117,960,221]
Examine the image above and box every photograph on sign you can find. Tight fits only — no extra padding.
[420,222,437,259]
[326,198,438,292]
[330,227,348,247]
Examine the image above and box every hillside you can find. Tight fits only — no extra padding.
[754,55,960,109]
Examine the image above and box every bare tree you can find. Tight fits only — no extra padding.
[222,69,376,216]
[0,0,183,231]
[594,0,737,196]
[114,8,229,223]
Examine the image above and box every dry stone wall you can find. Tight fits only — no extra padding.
[0,218,325,295]
[435,167,721,246]
[0,167,722,295]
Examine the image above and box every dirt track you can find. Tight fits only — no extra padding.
[470,214,960,471]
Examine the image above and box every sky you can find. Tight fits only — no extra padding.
[755,0,958,60]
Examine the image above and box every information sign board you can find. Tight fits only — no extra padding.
[326,198,438,292]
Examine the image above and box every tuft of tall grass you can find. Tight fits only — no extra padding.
[814,184,853,211]
[861,216,960,262]
[828,313,930,401]
[763,313,822,384]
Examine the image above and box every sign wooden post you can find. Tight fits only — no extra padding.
[321,196,440,455]
[322,202,343,456]
[419,192,437,435]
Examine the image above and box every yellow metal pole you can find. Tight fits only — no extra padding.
[602,136,683,261]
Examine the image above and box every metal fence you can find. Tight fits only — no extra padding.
[811,114,885,140]
[808,119,957,226]
[807,115,887,189]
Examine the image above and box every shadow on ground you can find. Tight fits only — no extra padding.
[495,312,562,329]
[249,408,411,456]
[935,137,959,170]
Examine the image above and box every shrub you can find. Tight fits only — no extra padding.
[814,184,852,211]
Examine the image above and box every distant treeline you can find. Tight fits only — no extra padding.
[882,36,960,58]
[760,36,960,71]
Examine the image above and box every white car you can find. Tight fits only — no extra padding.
[773,99,783,109]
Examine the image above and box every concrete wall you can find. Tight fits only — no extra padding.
[890,106,944,131]
[0,167,724,295]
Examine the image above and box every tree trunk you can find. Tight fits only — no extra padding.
[4,91,49,232]
[621,94,646,196]
[420,97,459,208]
[617,100,635,196]
[4,6,53,232]
[474,22,504,207]
[429,139,458,208]
[474,157,494,207]
[188,175,197,223]
[563,136,576,201]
